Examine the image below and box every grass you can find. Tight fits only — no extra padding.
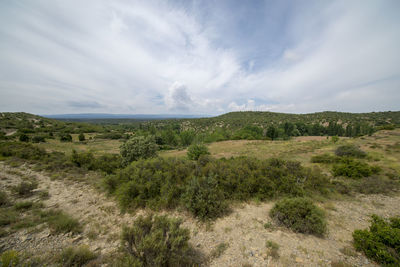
[41,210,83,234]
[210,242,229,259]
[58,246,97,267]
[36,137,121,156]
[266,240,280,259]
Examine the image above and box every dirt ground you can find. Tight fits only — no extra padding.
[1,161,399,266]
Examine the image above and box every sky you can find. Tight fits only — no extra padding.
[0,0,399,115]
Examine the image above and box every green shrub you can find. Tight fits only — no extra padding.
[351,176,400,194]
[121,214,193,267]
[32,135,46,143]
[0,142,47,160]
[12,181,38,196]
[335,144,366,158]
[0,209,18,226]
[0,190,9,206]
[78,133,85,142]
[108,157,330,219]
[120,135,158,165]
[269,198,326,236]
[59,134,72,142]
[41,210,82,234]
[19,134,30,142]
[332,158,380,178]
[311,153,339,164]
[71,150,95,169]
[187,143,210,160]
[210,242,229,259]
[58,246,97,267]
[353,215,400,265]
[265,240,280,259]
[14,201,34,210]
[0,250,20,267]
[182,175,228,220]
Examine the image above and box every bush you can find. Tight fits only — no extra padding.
[0,250,20,267]
[32,136,46,143]
[335,144,366,158]
[12,181,38,196]
[41,210,82,234]
[60,134,73,142]
[0,142,47,160]
[78,133,85,142]
[353,215,400,265]
[187,143,210,160]
[14,201,34,210]
[121,214,193,267]
[19,134,30,142]
[108,157,330,219]
[269,198,326,236]
[120,135,158,165]
[332,158,380,179]
[182,175,228,220]
[311,153,339,164]
[351,176,400,194]
[58,246,97,267]
[71,150,95,169]
[0,190,9,206]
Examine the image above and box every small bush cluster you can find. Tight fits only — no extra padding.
[353,215,400,265]
[335,144,366,158]
[40,210,82,234]
[58,246,97,267]
[121,214,193,267]
[71,150,122,174]
[351,176,400,194]
[106,157,330,219]
[332,158,381,179]
[31,135,46,143]
[12,181,38,196]
[182,175,228,220]
[187,143,210,160]
[269,197,327,236]
[311,153,339,164]
[0,142,47,160]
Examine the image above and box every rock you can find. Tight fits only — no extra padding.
[364,259,369,265]
[295,257,304,263]
[72,236,83,243]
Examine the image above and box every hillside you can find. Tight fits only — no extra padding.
[169,111,400,131]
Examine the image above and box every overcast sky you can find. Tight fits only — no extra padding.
[0,0,399,115]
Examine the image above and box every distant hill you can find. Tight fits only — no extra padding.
[139,111,400,132]
[42,113,209,120]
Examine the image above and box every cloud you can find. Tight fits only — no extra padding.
[67,101,105,109]
[165,82,193,111]
[0,0,399,114]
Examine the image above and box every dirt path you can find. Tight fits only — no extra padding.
[1,161,400,266]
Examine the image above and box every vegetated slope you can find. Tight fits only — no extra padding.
[0,112,104,136]
[172,111,400,131]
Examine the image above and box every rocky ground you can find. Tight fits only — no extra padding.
[1,161,400,266]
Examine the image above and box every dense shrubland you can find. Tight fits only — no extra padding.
[104,156,330,220]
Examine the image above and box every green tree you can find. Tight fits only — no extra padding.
[266,125,278,140]
[187,143,210,160]
[78,133,85,142]
[180,130,195,146]
[19,134,29,142]
[120,135,158,165]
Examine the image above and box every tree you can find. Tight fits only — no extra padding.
[187,143,210,160]
[180,130,195,146]
[78,133,85,142]
[59,134,72,142]
[120,135,158,165]
[266,125,278,140]
[19,134,30,142]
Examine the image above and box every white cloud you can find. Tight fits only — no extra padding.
[0,0,399,114]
